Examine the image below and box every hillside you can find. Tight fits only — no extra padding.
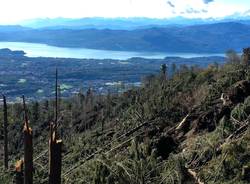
[1,51,250,183]
[0,22,250,52]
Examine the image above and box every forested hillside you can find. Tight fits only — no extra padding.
[1,49,250,183]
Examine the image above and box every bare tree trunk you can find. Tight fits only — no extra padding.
[15,160,24,184]
[101,108,104,133]
[49,69,62,184]
[3,95,8,170]
[23,96,33,184]
[49,129,62,184]
[55,69,58,127]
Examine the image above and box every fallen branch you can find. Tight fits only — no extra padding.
[176,114,190,130]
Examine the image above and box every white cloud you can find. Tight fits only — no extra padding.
[0,0,249,24]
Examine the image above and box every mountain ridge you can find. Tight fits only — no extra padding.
[0,22,250,53]
[19,16,250,30]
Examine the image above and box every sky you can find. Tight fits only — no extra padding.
[0,0,249,24]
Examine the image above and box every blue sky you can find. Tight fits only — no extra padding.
[0,0,249,24]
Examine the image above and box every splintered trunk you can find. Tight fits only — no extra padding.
[49,69,62,184]
[15,160,24,184]
[23,96,33,184]
[49,124,62,184]
[24,125,33,184]
[3,95,8,170]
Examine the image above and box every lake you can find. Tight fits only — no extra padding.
[0,42,225,59]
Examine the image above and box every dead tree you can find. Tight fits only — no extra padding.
[161,64,167,80]
[55,69,58,127]
[3,95,8,169]
[101,108,104,133]
[243,48,250,65]
[23,96,33,184]
[15,160,24,184]
[49,124,62,184]
[49,69,62,184]
[58,84,61,115]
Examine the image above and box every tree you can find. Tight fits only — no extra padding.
[226,49,240,64]
[171,63,177,76]
[242,48,250,65]
[3,95,8,169]
[31,102,39,123]
[160,64,167,80]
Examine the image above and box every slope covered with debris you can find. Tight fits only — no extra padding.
[1,52,250,183]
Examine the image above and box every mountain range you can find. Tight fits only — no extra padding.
[19,17,250,30]
[0,21,250,53]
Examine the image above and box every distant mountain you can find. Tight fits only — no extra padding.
[20,17,250,30]
[0,22,250,53]
[19,17,195,30]
[0,25,32,32]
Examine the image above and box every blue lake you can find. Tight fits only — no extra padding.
[0,42,225,59]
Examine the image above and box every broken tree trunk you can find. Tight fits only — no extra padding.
[15,160,24,184]
[49,69,62,184]
[23,96,33,184]
[49,123,62,184]
[3,95,8,170]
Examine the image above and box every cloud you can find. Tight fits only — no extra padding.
[185,7,208,14]
[0,0,249,24]
[166,1,175,8]
[203,0,214,4]
[201,9,208,13]
[243,9,250,15]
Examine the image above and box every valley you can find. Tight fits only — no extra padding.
[0,48,225,101]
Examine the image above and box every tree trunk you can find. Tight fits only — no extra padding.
[49,125,62,184]
[22,95,33,184]
[15,160,24,184]
[49,69,62,184]
[24,125,33,184]
[3,95,8,170]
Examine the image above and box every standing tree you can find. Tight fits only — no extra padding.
[31,102,39,123]
[242,48,250,65]
[160,64,167,80]
[171,63,177,76]
[226,49,240,64]
[3,95,8,170]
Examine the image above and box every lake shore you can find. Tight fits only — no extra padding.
[0,41,225,60]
